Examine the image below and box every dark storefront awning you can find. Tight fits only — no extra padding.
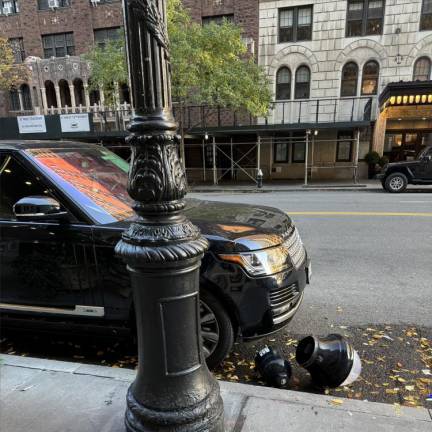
[379,81,432,110]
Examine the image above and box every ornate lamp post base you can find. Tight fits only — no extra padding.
[117,0,224,427]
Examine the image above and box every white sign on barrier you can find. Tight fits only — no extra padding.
[17,115,47,134]
[60,114,90,132]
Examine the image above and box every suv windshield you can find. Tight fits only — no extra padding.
[26,146,135,224]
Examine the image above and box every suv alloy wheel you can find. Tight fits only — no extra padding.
[384,172,408,193]
[200,289,235,369]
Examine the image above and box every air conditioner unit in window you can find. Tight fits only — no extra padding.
[48,0,59,9]
[2,4,13,15]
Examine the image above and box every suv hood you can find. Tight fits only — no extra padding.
[387,160,420,169]
[109,199,293,253]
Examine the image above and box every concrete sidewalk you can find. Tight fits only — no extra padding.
[189,181,373,193]
[1,355,431,431]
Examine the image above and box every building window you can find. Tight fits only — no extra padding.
[295,66,310,99]
[202,14,234,26]
[90,0,120,4]
[346,0,384,37]
[413,57,431,81]
[273,141,289,163]
[337,132,353,162]
[8,38,25,63]
[38,0,70,10]
[276,67,291,100]
[292,133,306,163]
[94,27,122,48]
[0,0,19,15]
[9,88,20,111]
[279,6,313,43]
[341,62,358,97]
[21,84,32,110]
[361,60,379,95]
[42,33,75,58]
[420,0,432,31]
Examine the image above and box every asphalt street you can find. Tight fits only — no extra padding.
[2,189,431,407]
[189,190,432,333]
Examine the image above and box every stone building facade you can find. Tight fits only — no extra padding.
[258,0,432,180]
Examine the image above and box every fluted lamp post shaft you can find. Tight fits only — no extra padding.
[115,0,224,431]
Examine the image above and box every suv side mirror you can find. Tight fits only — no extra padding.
[13,196,69,222]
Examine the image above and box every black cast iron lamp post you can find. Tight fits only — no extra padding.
[115,0,224,430]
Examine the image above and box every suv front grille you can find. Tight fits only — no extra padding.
[269,283,300,320]
[284,226,306,269]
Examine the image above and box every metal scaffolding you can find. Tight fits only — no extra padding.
[184,130,362,185]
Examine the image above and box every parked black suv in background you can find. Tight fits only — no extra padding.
[0,141,310,368]
[378,146,432,193]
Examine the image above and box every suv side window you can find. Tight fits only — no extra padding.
[0,153,51,220]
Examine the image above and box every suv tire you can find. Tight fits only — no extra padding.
[200,289,234,369]
[384,172,408,193]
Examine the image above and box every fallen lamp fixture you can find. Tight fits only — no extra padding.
[255,346,292,388]
[296,334,362,388]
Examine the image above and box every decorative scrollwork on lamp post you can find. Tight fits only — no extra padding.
[115,0,224,431]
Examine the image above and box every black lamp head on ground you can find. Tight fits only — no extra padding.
[296,334,362,388]
[255,346,292,388]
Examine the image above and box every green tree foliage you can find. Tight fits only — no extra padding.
[83,0,272,119]
[82,35,128,106]
[168,0,271,119]
[0,37,30,90]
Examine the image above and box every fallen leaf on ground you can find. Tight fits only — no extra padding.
[330,399,344,406]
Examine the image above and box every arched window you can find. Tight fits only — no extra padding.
[45,80,57,108]
[9,88,20,111]
[59,79,71,107]
[413,57,431,81]
[295,66,310,99]
[361,60,379,95]
[341,62,358,97]
[120,83,131,104]
[73,78,85,106]
[20,84,32,110]
[276,67,291,100]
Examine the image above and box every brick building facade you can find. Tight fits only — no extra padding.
[0,0,124,116]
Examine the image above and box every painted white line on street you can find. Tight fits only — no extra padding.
[285,211,432,217]
[399,201,432,204]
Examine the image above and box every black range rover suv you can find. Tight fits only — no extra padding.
[0,141,310,368]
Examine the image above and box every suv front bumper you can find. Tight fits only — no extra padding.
[202,253,310,341]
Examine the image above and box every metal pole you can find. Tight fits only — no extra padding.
[213,136,217,185]
[202,138,206,182]
[354,128,360,184]
[117,2,223,431]
[230,137,234,180]
[257,134,261,171]
[304,132,309,186]
[311,134,315,182]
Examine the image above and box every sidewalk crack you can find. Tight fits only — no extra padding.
[232,395,249,432]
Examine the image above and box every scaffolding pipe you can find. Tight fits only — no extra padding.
[212,136,217,185]
[257,134,261,173]
[304,132,310,186]
[202,139,206,182]
[230,137,234,180]
[354,128,361,184]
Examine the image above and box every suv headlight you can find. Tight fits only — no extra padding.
[219,245,292,276]
[218,228,306,276]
